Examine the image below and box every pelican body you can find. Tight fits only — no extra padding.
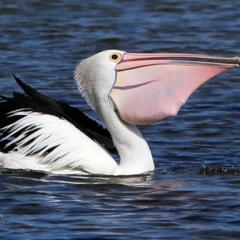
[0,50,239,175]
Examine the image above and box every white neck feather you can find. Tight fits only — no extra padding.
[75,50,155,175]
[97,98,155,175]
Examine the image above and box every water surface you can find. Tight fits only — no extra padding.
[0,0,240,239]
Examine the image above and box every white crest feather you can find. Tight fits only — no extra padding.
[74,50,124,112]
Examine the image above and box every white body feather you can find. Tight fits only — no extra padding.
[0,111,118,175]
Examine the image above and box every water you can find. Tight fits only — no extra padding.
[0,0,240,239]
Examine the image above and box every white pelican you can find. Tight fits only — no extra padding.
[0,50,239,175]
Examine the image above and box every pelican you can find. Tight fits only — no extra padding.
[0,50,239,175]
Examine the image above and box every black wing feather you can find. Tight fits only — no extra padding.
[0,75,117,155]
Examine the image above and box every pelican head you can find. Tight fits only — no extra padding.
[74,50,125,112]
[75,50,239,126]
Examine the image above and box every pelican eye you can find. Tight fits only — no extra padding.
[109,53,121,62]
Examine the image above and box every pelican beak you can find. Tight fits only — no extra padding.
[110,52,240,125]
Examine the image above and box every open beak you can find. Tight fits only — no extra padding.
[110,52,240,125]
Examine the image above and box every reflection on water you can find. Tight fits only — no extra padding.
[1,169,240,239]
[0,0,240,239]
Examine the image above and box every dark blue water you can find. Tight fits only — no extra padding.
[1,0,240,239]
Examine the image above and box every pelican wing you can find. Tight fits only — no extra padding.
[0,76,117,155]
